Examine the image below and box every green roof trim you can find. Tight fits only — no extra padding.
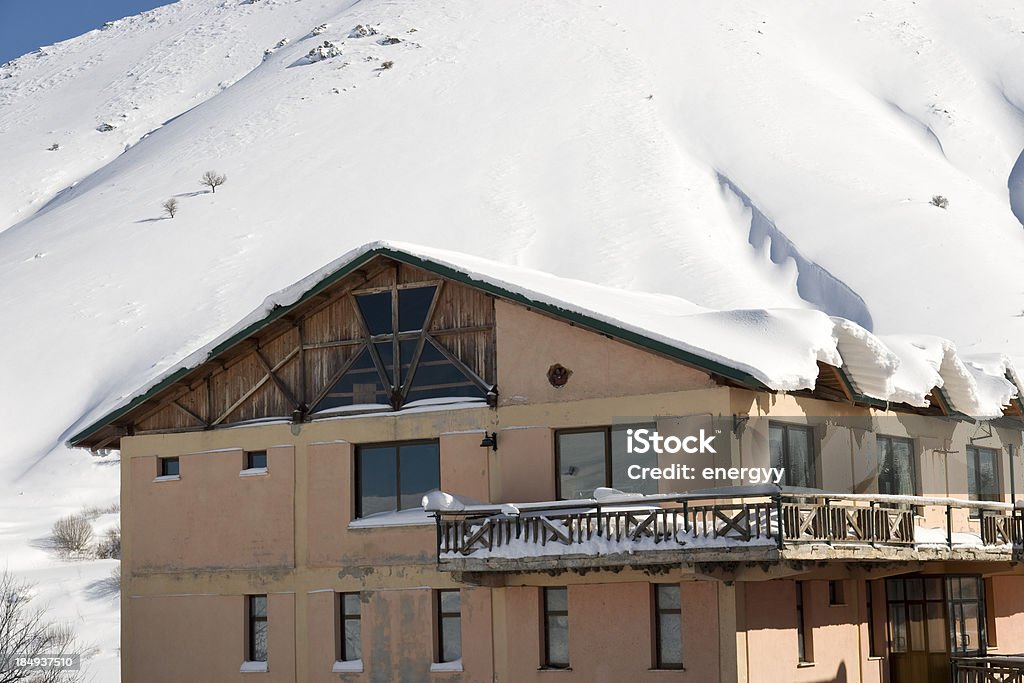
[68,245,769,447]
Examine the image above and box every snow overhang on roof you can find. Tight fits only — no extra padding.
[68,241,1023,449]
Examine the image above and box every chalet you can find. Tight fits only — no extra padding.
[71,241,1024,683]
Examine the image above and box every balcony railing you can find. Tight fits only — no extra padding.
[428,486,1023,570]
[952,655,1024,683]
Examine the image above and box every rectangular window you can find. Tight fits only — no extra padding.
[159,456,179,477]
[338,593,361,662]
[866,580,880,657]
[246,450,268,470]
[556,425,656,499]
[436,590,461,664]
[654,584,683,669]
[769,424,816,489]
[877,436,915,496]
[542,587,570,669]
[796,581,812,663]
[828,580,845,606]
[356,441,440,517]
[967,446,1000,504]
[247,595,268,662]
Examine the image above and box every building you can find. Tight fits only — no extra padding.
[71,242,1024,683]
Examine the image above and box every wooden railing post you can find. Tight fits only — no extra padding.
[775,494,785,549]
[947,504,954,549]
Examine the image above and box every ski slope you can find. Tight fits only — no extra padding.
[2,1,1024,680]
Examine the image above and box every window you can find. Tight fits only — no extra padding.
[247,595,268,662]
[886,577,947,656]
[436,590,461,664]
[828,580,845,606]
[356,441,440,517]
[246,450,268,470]
[877,436,915,496]
[769,424,816,489]
[653,584,683,669]
[556,425,657,499]
[312,284,488,412]
[159,457,179,477]
[947,576,986,654]
[866,580,881,657]
[795,581,812,663]
[967,446,1000,503]
[542,587,569,669]
[338,593,361,662]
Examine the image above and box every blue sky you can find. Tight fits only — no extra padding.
[0,0,174,64]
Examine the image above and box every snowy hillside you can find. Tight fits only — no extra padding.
[2,0,1024,680]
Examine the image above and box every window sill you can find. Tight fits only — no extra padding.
[649,667,686,671]
[797,662,816,668]
[153,475,180,482]
[349,508,435,529]
[538,667,572,672]
[240,467,269,477]
[240,661,268,673]
[430,659,463,673]
[332,660,363,673]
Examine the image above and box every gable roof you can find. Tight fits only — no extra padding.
[68,241,1023,448]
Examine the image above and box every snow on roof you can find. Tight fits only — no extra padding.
[71,241,1023,442]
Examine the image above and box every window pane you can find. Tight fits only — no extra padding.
[926,578,943,601]
[889,605,907,653]
[441,616,461,662]
[253,621,268,661]
[398,443,440,509]
[891,439,914,495]
[343,593,361,616]
[960,577,979,600]
[927,603,946,653]
[359,446,397,516]
[314,347,390,411]
[355,292,393,335]
[787,427,813,488]
[877,438,894,494]
[611,425,657,495]
[343,619,361,660]
[440,590,461,613]
[657,585,681,610]
[979,451,998,499]
[405,342,484,402]
[398,286,436,332]
[909,603,926,651]
[658,612,683,666]
[251,595,267,617]
[161,458,179,476]
[558,432,607,499]
[887,579,904,601]
[374,341,395,385]
[247,451,267,469]
[545,587,567,612]
[769,426,785,471]
[906,578,924,601]
[546,615,569,666]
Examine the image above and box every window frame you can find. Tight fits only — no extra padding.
[245,450,268,470]
[875,435,916,497]
[542,587,570,670]
[653,584,683,670]
[795,581,813,664]
[337,592,361,662]
[435,589,462,664]
[554,424,657,499]
[247,594,268,663]
[354,439,440,518]
[966,445,1000,504]
[158,456,179,478]
[769,422,817,489]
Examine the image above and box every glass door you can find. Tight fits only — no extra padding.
[886,577,948,683]
[947,576,986,655]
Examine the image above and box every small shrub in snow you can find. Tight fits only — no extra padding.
[48,142,60,151]
[51,513,94,555]
[307,41,341,62]
[162,198,179,218]
[378,36,402,45]
[311,23,329,36]
[94,525,121,559]
[200,170,227,193]
[348,24,378,38]
[930,195,949,209]
[379,60,395,70]
[96,122,116,133]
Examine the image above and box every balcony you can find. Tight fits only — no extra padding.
[427,487,1023,572]
[951,655,1024,683]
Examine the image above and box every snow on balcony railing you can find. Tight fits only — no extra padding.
[425,486,1023,563]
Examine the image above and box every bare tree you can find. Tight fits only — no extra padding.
[200,170,227,194]
[161,198,179,219]
[0,571,90,682]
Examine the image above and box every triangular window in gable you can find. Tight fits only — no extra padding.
[312,283,487,413]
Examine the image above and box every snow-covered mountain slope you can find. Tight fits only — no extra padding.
[2,1,1024,680]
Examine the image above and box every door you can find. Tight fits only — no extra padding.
[886,577,949,683]
[947,576,986,656]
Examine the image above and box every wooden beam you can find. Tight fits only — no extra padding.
[211,346,300,425]
[400,281,445,402]
[171,400,209,427]
[425,334,491,393]
[254,346,301,408]
[308,343,369,410]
